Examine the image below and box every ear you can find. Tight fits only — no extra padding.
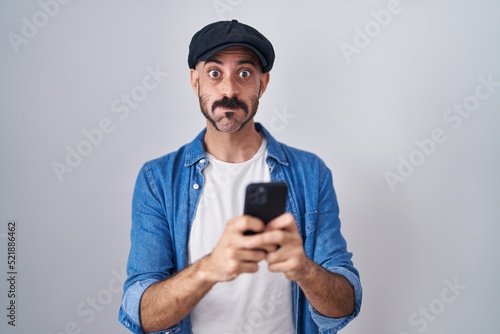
[190,68,199,95]
[258,72,270,98]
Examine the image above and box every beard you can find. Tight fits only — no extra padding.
[198,86,260,133]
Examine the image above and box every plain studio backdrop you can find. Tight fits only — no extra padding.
[1,1,499,333]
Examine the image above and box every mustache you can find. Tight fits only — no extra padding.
[211,97,249,114]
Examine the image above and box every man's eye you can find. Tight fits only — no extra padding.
[239,70,251,78]
[209,70,221,78]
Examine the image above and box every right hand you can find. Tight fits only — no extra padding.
[200,215,270,282]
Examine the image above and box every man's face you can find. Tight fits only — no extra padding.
[190,47,270,133]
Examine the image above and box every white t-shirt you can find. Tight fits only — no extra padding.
[188,138,295,334]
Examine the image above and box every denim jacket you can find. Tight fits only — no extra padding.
[118,123,362,334]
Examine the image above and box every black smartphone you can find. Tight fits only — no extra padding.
[243,182,288,234]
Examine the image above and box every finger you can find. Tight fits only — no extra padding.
[220,258,260,277]
[243,230,284,250]
[237,262,261,274]
[265,245,288,264]
[267,260,289,273]
[228,215,266,235]
[241,234,277,253]
[265,213,297,232]
[261,229,288,246]
[250,244,279,254]
[235,249,267,262]
[267,253,304,272]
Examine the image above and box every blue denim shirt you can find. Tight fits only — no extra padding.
[118,123,362,334]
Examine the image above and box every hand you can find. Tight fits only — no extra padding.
[200,215,269,283]
[244,213,310,281]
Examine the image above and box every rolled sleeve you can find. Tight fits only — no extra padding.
[118,279,181,334]
[118,279,158,333]
[308,266,362,333]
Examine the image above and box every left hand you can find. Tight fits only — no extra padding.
[244,213,310,281]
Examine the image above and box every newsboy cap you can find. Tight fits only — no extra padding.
[188,19,275,73]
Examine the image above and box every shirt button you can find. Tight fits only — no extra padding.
[200,159,206,164]
[193,183,199,190]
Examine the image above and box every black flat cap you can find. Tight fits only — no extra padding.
[188,20,275,73]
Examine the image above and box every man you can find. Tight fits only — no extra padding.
[119,20,362,334]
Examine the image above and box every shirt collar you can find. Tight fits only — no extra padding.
[184,122,289,167]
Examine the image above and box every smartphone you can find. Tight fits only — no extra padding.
[243,182,288,234]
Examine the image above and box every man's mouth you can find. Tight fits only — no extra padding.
[213,106,241,116]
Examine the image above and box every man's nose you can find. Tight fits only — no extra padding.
[220,75,239,98]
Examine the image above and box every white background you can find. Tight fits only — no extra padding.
[1,0,499,333]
